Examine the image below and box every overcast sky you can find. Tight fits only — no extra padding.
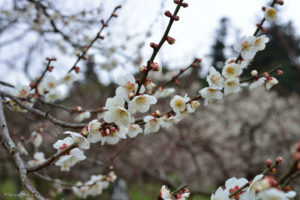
[1,0,300,85]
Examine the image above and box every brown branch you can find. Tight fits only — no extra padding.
[0,90,86,129]
[0,96,46,200]
[67,5,122,73]
[27,143,77,173]
[135,0,185,95]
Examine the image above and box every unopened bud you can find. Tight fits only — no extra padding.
[266,159,272,168]
[99,35,105,40]
[112,13,118,17]
[150,42,158,49]
[74,66,80,73]
[150,62,160,71]
[173,0,180,4]
[195,58,202,63]
[263,72,269,77]
[276,156,283,164]
[262,6,266,11]
[166,36,175,45]
[174,79,179,85]
[182,2,188,7]
[139,66,147,73]
[173,15,180,21]
[276,0,284,5]
[29,82,35,88]
[251,70,258,77]
[165,10,172,18]
[261,27,267,33]
[191,62,198,68]
[276,70,283,75]
[271,168,276,174]
[48,66,54,72]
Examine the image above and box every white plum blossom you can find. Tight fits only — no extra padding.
[27,152,46,167]
[44,89,62,103]
[87,120,101,143]
[210,187,229,200]
[224,177,248,195]
[222,63,242,79]
[38,75,56,94]
[160,115,181,128]
[207,67,225,90]
[104,106,131,128]
[55,148,86,171]
[266,77,279,90]
[256,188,296,200]
[105,95,125,109]
[31,131,43,148]
[199,87,223,106]
[13,84,31,98]
[99,125,127,145]
[234,36,256,60]
[115,73,144,101]
[154,87,175,99]
[53,137,73,150]
[75,111,91,122]
[240,174,264,200]
[128,94,157,114]
[265,7,277,22]
[160,185,172,200]
[253,35,269,51]
[64,131,90,149]
[127,124,143,138]
[224,78,241,95]
[59,73,76,85]
[249,77,266,90]
[186,101,200,113]
[144,116,160,134]
[170,95,190,114]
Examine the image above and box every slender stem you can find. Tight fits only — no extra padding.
[0,90,85,129]
[135,0,184,95]
[67,5,121,73]
[171,184,188,195]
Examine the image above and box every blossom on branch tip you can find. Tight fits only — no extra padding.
[265,7,277,22]
[159,185,172,200]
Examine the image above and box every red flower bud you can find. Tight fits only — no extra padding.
[191,62,198,68]
[276,156,283,164]
[182,2,188,7]
[262,6,266,11]
[174,79,180,85]
[150,42,158,49]
[150,62,160,71]
[112,13,118,17]
[99,35,105,40]
[29,82,35,88]
[166,36,175,45]
[266,159,272,168]
[276,70,283,75]
[47,66,54,72]
[74,66,80,73]
[174,0,180,4]
[164,10,172,18]
[261,27,267,33]
[173,15,180,21]
[116,5,122,9]
[263,72,269,77]
[276,0,284,5]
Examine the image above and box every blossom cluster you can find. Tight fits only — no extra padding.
[72,171,117,199]
[159,185,190,200]
[211,175,296,200]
